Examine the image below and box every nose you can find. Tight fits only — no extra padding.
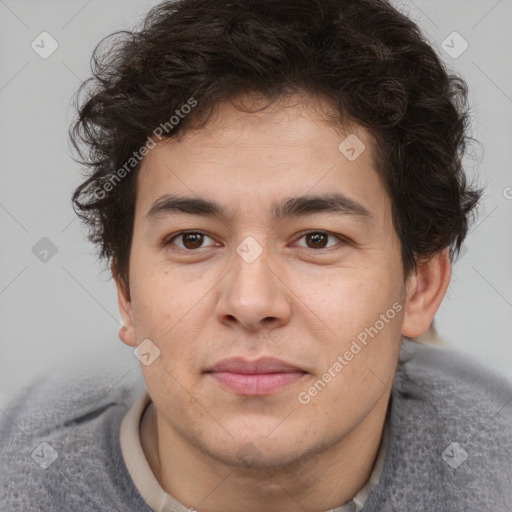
[215,240,292,332]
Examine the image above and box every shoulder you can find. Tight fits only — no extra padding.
[0,363,150,512]
[368,339,512,511]
[397,339,512,432]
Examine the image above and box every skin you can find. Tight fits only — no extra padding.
[115,93,452,512]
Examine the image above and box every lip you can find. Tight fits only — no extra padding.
[205,357,307,396]
[206,356,304,374]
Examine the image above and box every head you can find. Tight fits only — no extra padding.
[70,0,482,471]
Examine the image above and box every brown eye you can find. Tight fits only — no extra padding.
[305,232,328,248]
[296,231,344,250]
[181,233,204,249]
[166,231,217,250]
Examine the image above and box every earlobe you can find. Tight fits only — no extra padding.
[118,325,135,346]
[112,263,138,348]
[401,247,452,338]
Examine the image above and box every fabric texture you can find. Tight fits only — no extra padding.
[1,338,511,511]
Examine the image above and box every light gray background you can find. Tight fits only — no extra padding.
[1,0,511,405]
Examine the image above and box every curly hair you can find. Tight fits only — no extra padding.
[70,0,483,294]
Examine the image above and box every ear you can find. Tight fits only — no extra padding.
[402,247,452,338]
[112,261,137,348]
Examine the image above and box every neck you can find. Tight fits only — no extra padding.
[140,391,390,512]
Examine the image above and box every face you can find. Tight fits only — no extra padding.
[117,94,412,471]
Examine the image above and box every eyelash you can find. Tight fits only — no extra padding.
[163,230,348,252]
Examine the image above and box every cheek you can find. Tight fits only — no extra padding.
[130,262,183,329]
[129,267,208,365]
[304,271,395,334]
[303,272,404,383]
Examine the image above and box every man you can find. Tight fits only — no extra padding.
[1,0,511,510]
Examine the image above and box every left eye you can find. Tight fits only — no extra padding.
[295,231,343,250]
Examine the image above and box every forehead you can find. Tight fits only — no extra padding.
[134,94,389,227]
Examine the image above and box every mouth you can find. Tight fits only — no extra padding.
[204,357,307,396]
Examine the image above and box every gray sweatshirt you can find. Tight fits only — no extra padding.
[1,338,511,511]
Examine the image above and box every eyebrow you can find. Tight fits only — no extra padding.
[145,192,375,225]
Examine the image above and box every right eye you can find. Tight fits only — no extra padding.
[164,231,220,251]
